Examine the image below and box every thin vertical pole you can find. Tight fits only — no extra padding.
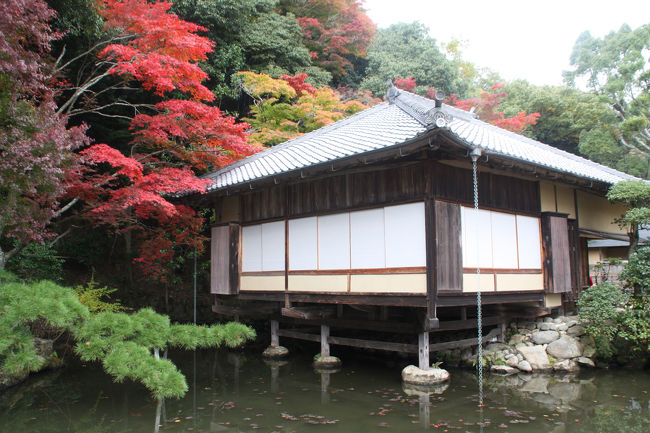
[193,245,197,325]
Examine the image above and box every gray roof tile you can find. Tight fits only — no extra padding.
[203,89,638,191]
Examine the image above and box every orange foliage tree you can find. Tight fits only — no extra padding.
[237,71,369,146]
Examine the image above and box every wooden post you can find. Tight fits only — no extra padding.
[498,321,507,343]
[380,306,388,321]
[336,304,343,318]
[460,306,467,321]
[418,331,429,370]
[321,324,330,357]
[271,320,279,346]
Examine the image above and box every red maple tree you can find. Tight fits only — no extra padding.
[61,0,262,283]
[289,0,375,79]
[446,84,540,134]
[394,76,417,92]
[0,0,89,269]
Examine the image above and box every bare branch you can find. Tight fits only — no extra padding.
[54,197,79,218]
[54,35,134,73]
[49,226,73,247]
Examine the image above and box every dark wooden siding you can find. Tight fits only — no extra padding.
[210,224,240,295]
[434,200,463,293]
[542,214,572,293]
[433,163,539,213]
[241,187,286,222]
[238,160,540,223]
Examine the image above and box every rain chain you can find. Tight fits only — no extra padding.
[470,147,484,409]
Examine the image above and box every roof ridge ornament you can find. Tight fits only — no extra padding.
[385,79,401,104]
[390,86,453,129]
[424,89,452,128]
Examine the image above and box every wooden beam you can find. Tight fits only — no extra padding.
[211,302,278,316]
[281,306,334,320]
[282,316,419,334]
[436,292,544,306]
[328,335,418,353]
[236,291,545,307]
[277,327,502,354]
[278,329,321,343]
[429,327,501,352]
[238,292,427,307]
[436,315,502,331]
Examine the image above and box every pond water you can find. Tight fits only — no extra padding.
[1,348,649,433]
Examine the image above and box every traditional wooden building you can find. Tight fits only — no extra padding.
[193,86,635,368]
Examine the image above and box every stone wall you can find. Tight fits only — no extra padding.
[437,315,597,375]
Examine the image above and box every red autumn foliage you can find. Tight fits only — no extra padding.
[98,0,214,101]
[394,76,417,92]
[64,0,259,281]
[280,73,316,97]
[131,99,258,170]
[290,0,375,78]
[446,84,540,134]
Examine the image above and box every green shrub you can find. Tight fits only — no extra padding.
[73,276,126,313]
[618,297,650,356]
[577,282,628,358]
[6,242,63,282]
[621,246,650,297]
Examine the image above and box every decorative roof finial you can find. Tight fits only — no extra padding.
[385,79,400,104]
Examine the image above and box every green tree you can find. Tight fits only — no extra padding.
[171,0,331,98]
[607,180,650,256]
[360,22,463,97]
[565,23,650,177]
[500,81,622,158]
[0,273,255,398]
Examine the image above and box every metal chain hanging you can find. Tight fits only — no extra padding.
[471,148,484,408]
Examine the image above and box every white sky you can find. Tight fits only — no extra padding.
[363,0,650,86]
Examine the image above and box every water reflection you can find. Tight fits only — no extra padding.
[1,349,649,433]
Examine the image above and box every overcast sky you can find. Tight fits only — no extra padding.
[363,0,650,86]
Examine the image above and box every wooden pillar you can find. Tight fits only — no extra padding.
[271,320,279,346]
[460,306,467,321]
[321,324,330,357]
[336,304,343,318]
[498,322,507,343]
[380,306,388,321]
[418,331,430,370]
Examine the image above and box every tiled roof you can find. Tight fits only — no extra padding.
[203,88,638,191]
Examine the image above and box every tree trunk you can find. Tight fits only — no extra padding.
[628,224,639,258]
[124,229,133,287]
